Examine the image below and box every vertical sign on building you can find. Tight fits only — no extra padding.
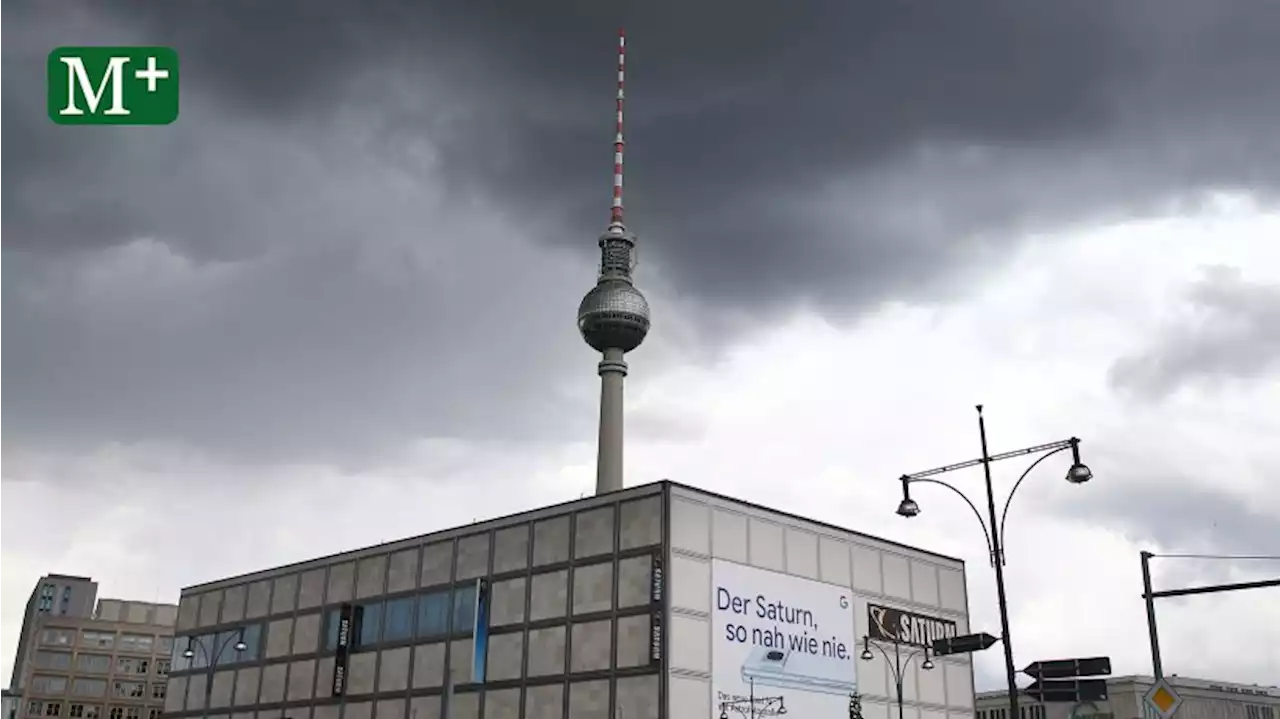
[332,603,353,696]
[651,551,665,604]
[650,550,664,665]
[472,578,490,683]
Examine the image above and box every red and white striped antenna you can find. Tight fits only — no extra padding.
[608,27,627,232]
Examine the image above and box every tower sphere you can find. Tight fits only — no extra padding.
[577,279,651,353]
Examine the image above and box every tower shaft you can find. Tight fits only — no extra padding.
[596,348,627,494]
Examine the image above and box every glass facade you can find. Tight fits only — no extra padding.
[165,489,666,719]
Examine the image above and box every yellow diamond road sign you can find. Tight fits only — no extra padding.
[1145,678,1183,719]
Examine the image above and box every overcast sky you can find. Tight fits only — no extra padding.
[4,0,1280,692]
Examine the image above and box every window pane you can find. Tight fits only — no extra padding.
[416,591,450,638]
[70,679,106,698]
[355,602,382,649]
[240,623,263,660]
[215,630,241,665]
[383,597,414,642]
[324,609,340,651]
[452,584,477,634]
[75,655,110,674]
[187,634,215,669]
[35,651,72,670]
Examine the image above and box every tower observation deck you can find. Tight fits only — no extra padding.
[577,29,651,496]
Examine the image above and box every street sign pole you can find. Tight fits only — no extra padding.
[1140,551,1164,678]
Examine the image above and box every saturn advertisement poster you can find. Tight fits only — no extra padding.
[711,559,857,718]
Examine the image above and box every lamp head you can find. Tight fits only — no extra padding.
[896,497,921,518]
[1066,439,1092,484]
[234,640,247,652]
[922,657,935,670]
[1066,462,1092,484]
[182,648,194,659]
[860,647,874,661]
[777,704,788,716]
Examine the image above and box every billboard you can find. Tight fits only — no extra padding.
[711,560,857,719]
[866,603,957,648]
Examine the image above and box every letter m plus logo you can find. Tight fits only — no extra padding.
[47,47,179,125]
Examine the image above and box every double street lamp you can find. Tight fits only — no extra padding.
[860,636,934,719]
[895,405,1092,719]
[182,629,247,717]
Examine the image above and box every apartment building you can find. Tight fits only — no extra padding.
[9,575,100,695]
[7,575,179,719]
[4,689,20,719]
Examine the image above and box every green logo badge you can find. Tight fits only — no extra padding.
[48,46,179,125]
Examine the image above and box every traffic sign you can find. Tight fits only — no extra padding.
[933,632,998,656]
[1144,678,1183,719]
[1022,656,1112,679]
[1024,678,1109,703]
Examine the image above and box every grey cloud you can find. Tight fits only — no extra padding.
[6,0,1280,461]
[1,227,600,466]
[1109,268,1280,398]
[9,1,1280,304]
[120,1,1280,306]
[1060,480,1280,560]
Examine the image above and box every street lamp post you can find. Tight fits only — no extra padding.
[859,636,935,719]
[719,678,787,719]
[182,630,247,717]
[848,693,864,719]
[895,405,1092,719]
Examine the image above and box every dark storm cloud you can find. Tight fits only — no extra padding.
[1110,268,1280,398]
[9,0,1280,302]
[5,0,1280,461]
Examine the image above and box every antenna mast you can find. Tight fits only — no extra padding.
[609,28,627,232]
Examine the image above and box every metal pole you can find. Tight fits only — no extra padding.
[749,678,755,719]
[1140,551,1163,678]
[978,406,1020,719]
[443,670,454,719]
[894,641,905,719]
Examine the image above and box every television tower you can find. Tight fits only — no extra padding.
[577,28,651,495]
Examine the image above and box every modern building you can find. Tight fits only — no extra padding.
[162,481,975,719]
[975,675,1279,719]
[6,574,178,719]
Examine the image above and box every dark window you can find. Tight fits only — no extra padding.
[452,583,478,634]
[383,597,415,642]
[355,602,382,649]
[416,591,450,638]
[237,623,263,661]
[185,634,214,669]
[215,630,241,665]
[324,608,341,651]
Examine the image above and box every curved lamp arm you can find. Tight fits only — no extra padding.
[904,477,996,565]
[863,639,898,680]
[995,444,1071,564]
[861,637,932,685]
[185,627,247,669]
